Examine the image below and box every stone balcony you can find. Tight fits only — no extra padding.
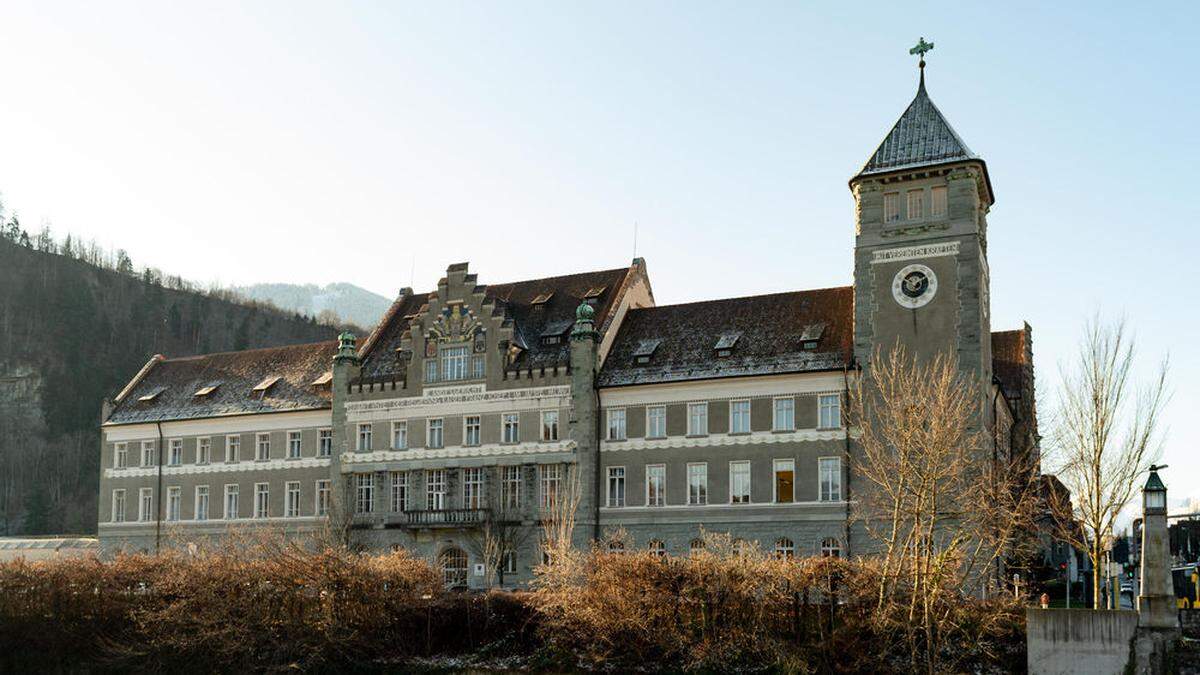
[351,508,491,530]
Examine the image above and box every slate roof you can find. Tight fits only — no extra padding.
[105,341,337,425]
[991,328,1031,402]
[598,287,853,387]
[359,265,639,379]
[856,75,977,178]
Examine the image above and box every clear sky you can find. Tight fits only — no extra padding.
[1,2,1196,502]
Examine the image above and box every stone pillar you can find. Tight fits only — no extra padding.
[1137,465,1178,630]
[569,302,600,547]
[330,332,360,531]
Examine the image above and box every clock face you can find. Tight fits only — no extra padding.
[892,264,938,309]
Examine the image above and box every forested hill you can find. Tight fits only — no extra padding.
[0,233,338,536]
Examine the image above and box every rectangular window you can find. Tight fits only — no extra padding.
[774,459,795,503]
[607,466,626,507]
[197,438,211,464]
[285,481,301,517]
[392,421,408,449]
[729,400,750,434]
[906,189,923,220]
[391,472,409,512]
[254,483,269,518]
[427,418,444,448]
[224,484,239,519]
[606,409,627,440]
[818,394,841,429]
[426,469,447,510]
[141,440,156,467]
[195,486,209,522]
[502,413,520,444]
[687,463,708,506]
[112,489,126,523]
[287,431,302,459]
[225,436,240,463]
[773,397,795,431]
[730,461,751,504]
[463,467,484,509]
[357,423,372,451]
[113,442,127,469]
[441,345,468,381]
[138,487,153,522]
[503,550,517,574]
[884,192,900,223]
[356,474,375,514]
[316,480,331,516]
[930,185,947,218]
[471,354,485,379]
[255,433,271,461]
[540,464,562,509]
[318,429,332,457]
[168,439,182,466]
[646,405,666,439]
[424,360,438,383]
[541,410,559,441]
[646,464,665,507]
[167,486,181,521]
[501,466,521,510]
[464,416,481,446]
[687,402,708,436]
[819,457,842,502]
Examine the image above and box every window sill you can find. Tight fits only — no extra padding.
[728,432,751,437]
[685,434,709,439]
[771,428,795,434]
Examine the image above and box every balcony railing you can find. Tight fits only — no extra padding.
[401,508,488,527]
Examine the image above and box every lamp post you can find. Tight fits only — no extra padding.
[1137,465,1177,629]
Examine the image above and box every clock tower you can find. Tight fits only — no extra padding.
[849,45,995,389]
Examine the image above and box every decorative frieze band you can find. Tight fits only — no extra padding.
[105,457,332,479]
[870,241,959,264]
[340,439,577,465]
[600,429,846,453]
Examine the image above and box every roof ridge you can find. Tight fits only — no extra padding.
[158,339,337,363]
[631,285,852,311]
[486,265,632,292]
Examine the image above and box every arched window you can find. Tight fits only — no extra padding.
[647,539,666,559]
[774,537,795,559]
[689,538,706,556]
[440,547,468,587]
[820,537,841,558]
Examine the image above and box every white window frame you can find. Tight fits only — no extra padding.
[111,489,126,523]
[463,416,481,447]
[166,486,181,521]
[884,191,900,223]
[821,537,842,558]
[606,408,627,440]
[462,467,484,509]
[355,473,375,514]
[541,410,559,441]
[539,464,562,510]
[391,471,409,512]
[138,487,153,522]
[225,435,240,463]
[197,437,211,465]
[606,466,626,507]
[772,397,795,431]
[729,399,750,434]
[501,412,520,444]
[774,458,796,504]
[287,430,302,459]
[168,438,182,466]
[141,440,156,467]
[223,484,239,520]
[687,402,708,437]
[357,423,373,451]
[729,460,751,504]
[318,428,332,457]
[253,482,270,518]
[646,405,666,439]
[427,418,444,449]
[471,354,485,379]
[255,433,271,462]
[113,442,127,469]
[501,465,522,510]
[775,537,795,559]
[818,394,841,429]
[645,464,666,507]
[426,469,447,511]
[315,479,331,516]
[392,421,409,450]
[440,345,468,381]
[906,188,924,220]
[819,456,842,502]
[285,481,301,518]
[502,550,517,574]
[930,185,948,218]
[195,485,209,522]
[686,462,708,506]
[424,359,438,383]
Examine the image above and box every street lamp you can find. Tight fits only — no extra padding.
[1143,464,1168,515]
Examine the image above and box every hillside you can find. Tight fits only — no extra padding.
[231,282,391,330]
[0,233,338,535]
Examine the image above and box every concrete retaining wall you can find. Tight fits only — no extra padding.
[1027,608,1138,675]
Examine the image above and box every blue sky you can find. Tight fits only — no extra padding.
[0,2,1196,503]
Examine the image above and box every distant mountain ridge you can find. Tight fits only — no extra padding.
[231,282,391,331]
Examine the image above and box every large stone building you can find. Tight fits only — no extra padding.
[97,63,1038,587]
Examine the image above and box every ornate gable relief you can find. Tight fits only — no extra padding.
[398,263,516,384]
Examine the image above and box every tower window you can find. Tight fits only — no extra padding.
[883,192,900,223]
[931,185,948,218]
[906,189,924,220]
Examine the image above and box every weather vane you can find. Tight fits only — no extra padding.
[909,37,934,69]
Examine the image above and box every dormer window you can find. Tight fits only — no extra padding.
[194,383,221,397]
[137,386,166,403]
[800,323,825,350]
[884,192,900,223]
[540,319,573,347]
[713,333,741,358]
[633,338,661,365]
[542,335,561,346]
[310,372,332,387]
[252,376,281,397]
[531,292,553,306]
[583,286,606,305]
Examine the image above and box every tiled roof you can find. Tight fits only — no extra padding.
[105,341,337,425]
[598,287,853,387]
[992,328,1030,401]
[357,292,431,380]
[856,76,976,178]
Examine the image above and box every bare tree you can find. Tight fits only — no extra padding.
[539,463,582,568]
[467,501,531,588]
[1046,316,1169,609]
[848,344,1038,674]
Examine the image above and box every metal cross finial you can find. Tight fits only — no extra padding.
[909,37,934,67]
